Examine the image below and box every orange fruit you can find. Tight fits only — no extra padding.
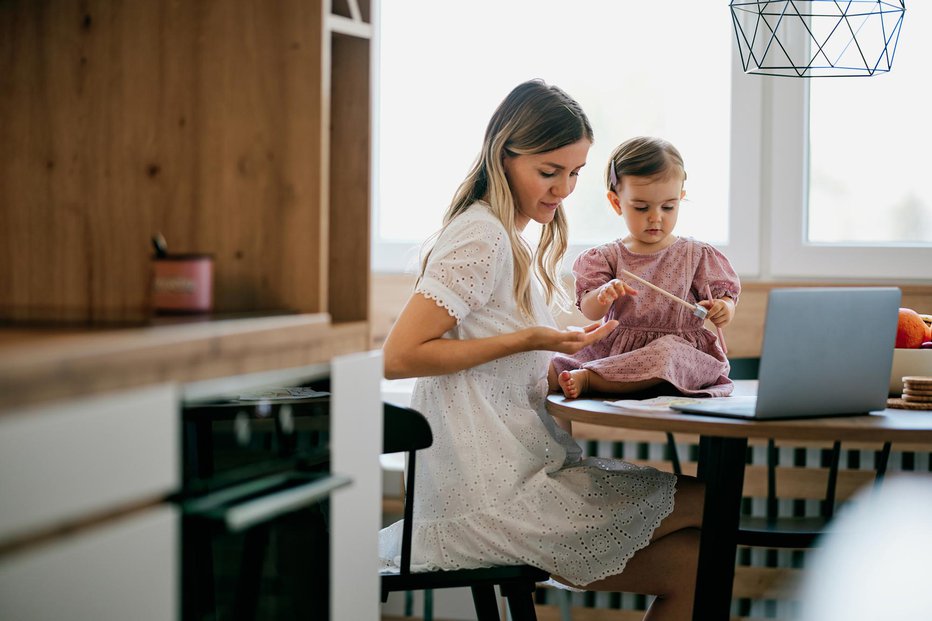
[896,308,927,348]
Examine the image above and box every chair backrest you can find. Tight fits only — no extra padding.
[383,401,433,454]
[728,356,760,381]
[726,357,890,523]
[382,402,433,575]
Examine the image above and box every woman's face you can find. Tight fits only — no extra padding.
[503,139,591,231]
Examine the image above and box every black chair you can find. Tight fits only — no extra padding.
[381,402,549,621]
[664,357,891,548]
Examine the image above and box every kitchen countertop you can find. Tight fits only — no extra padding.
[0,313,370,411]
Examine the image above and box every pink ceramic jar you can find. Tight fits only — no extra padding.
[151,254,214,313]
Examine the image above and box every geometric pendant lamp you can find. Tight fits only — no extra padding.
[730,0,906,77]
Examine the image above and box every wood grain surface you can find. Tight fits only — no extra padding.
[0,0,341,322]
[0,314,369,410]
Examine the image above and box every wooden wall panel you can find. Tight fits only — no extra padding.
[1,0,325,323]
[718,281,932,358]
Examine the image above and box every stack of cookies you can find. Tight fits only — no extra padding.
[902,376,932,407]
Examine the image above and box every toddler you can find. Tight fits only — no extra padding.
[550,136,740,398]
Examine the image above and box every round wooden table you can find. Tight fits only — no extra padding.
[546,381,932,621]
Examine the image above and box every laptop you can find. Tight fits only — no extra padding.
[670,287,900,420]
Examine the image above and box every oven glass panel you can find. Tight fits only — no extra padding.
[179,392,335,621]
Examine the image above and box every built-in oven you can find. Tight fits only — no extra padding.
[176,385,347,621]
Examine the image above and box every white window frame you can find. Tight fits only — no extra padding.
[766,78,932,281]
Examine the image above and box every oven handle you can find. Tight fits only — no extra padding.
[183,473,352,532]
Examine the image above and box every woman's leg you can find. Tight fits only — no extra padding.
[651,475,704,539]
[551,475,705,621]
[547,363,561,392]
[574,528,700,621]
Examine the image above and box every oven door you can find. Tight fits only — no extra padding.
[178,394,342,621]
[180,471,350,621]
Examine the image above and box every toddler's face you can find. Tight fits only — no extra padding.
[609,172,684,252]
[503,139,590,231]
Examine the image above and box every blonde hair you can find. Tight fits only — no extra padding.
[606,136,686,192]
[420,79,593,319]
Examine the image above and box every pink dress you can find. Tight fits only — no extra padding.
[551,236,741,397]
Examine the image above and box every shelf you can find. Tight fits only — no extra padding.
[0,314,369,411]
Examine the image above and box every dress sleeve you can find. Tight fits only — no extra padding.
[693,243,741,304]
[415,217,509,324]
[572,245,616,310]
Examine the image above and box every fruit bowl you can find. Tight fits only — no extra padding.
[889,348,932,395]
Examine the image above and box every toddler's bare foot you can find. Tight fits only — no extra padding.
[558,370,590,399]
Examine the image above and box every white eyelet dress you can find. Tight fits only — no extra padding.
[378,204,677,587]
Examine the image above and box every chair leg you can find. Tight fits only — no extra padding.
[501,581,539,621]
[558,588,572,621]
[424,588,434,621]
[471,584,502,621]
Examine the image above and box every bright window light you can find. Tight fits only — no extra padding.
[808,1,932,245]
[377,1,732,256]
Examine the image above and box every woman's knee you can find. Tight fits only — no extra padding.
[675,475,705,526]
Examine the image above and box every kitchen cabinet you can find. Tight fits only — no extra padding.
[0,0,373,327]
[0,506,178,621]
[0,315,380,620]
[0,384,178,545]
[0,384,178,621]
[1,0,378,616]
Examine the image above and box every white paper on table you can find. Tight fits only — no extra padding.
[605,395,756,413]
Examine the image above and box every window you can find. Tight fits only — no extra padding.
[374,1,736,273]
[808,3,930,246]
[767,2,932,280]
[374,3,931,281]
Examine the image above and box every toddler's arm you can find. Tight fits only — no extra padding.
[578,279,637,321]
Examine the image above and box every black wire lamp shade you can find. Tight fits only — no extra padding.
[730,0,906,77]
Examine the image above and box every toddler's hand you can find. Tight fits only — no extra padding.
[596,279,638,306]
[698,298,735,328]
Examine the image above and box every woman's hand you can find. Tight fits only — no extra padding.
[697,297,735,328]
[384,293,619,379]
[520,320,619,355]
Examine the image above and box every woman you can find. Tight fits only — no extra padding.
[380,79,703,620]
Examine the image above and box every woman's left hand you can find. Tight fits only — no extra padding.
[521,320,619,355]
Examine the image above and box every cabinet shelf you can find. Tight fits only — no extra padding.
[0,0,374,335]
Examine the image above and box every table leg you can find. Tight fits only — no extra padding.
[692,435,748,621]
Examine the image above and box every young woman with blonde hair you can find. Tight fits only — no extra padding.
[381,80,703,620]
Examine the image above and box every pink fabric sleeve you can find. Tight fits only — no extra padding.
[572,246,616,310]
[692,243,741,303]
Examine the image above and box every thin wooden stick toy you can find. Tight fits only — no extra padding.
[704,282,728,354]
[619,269,708,319]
